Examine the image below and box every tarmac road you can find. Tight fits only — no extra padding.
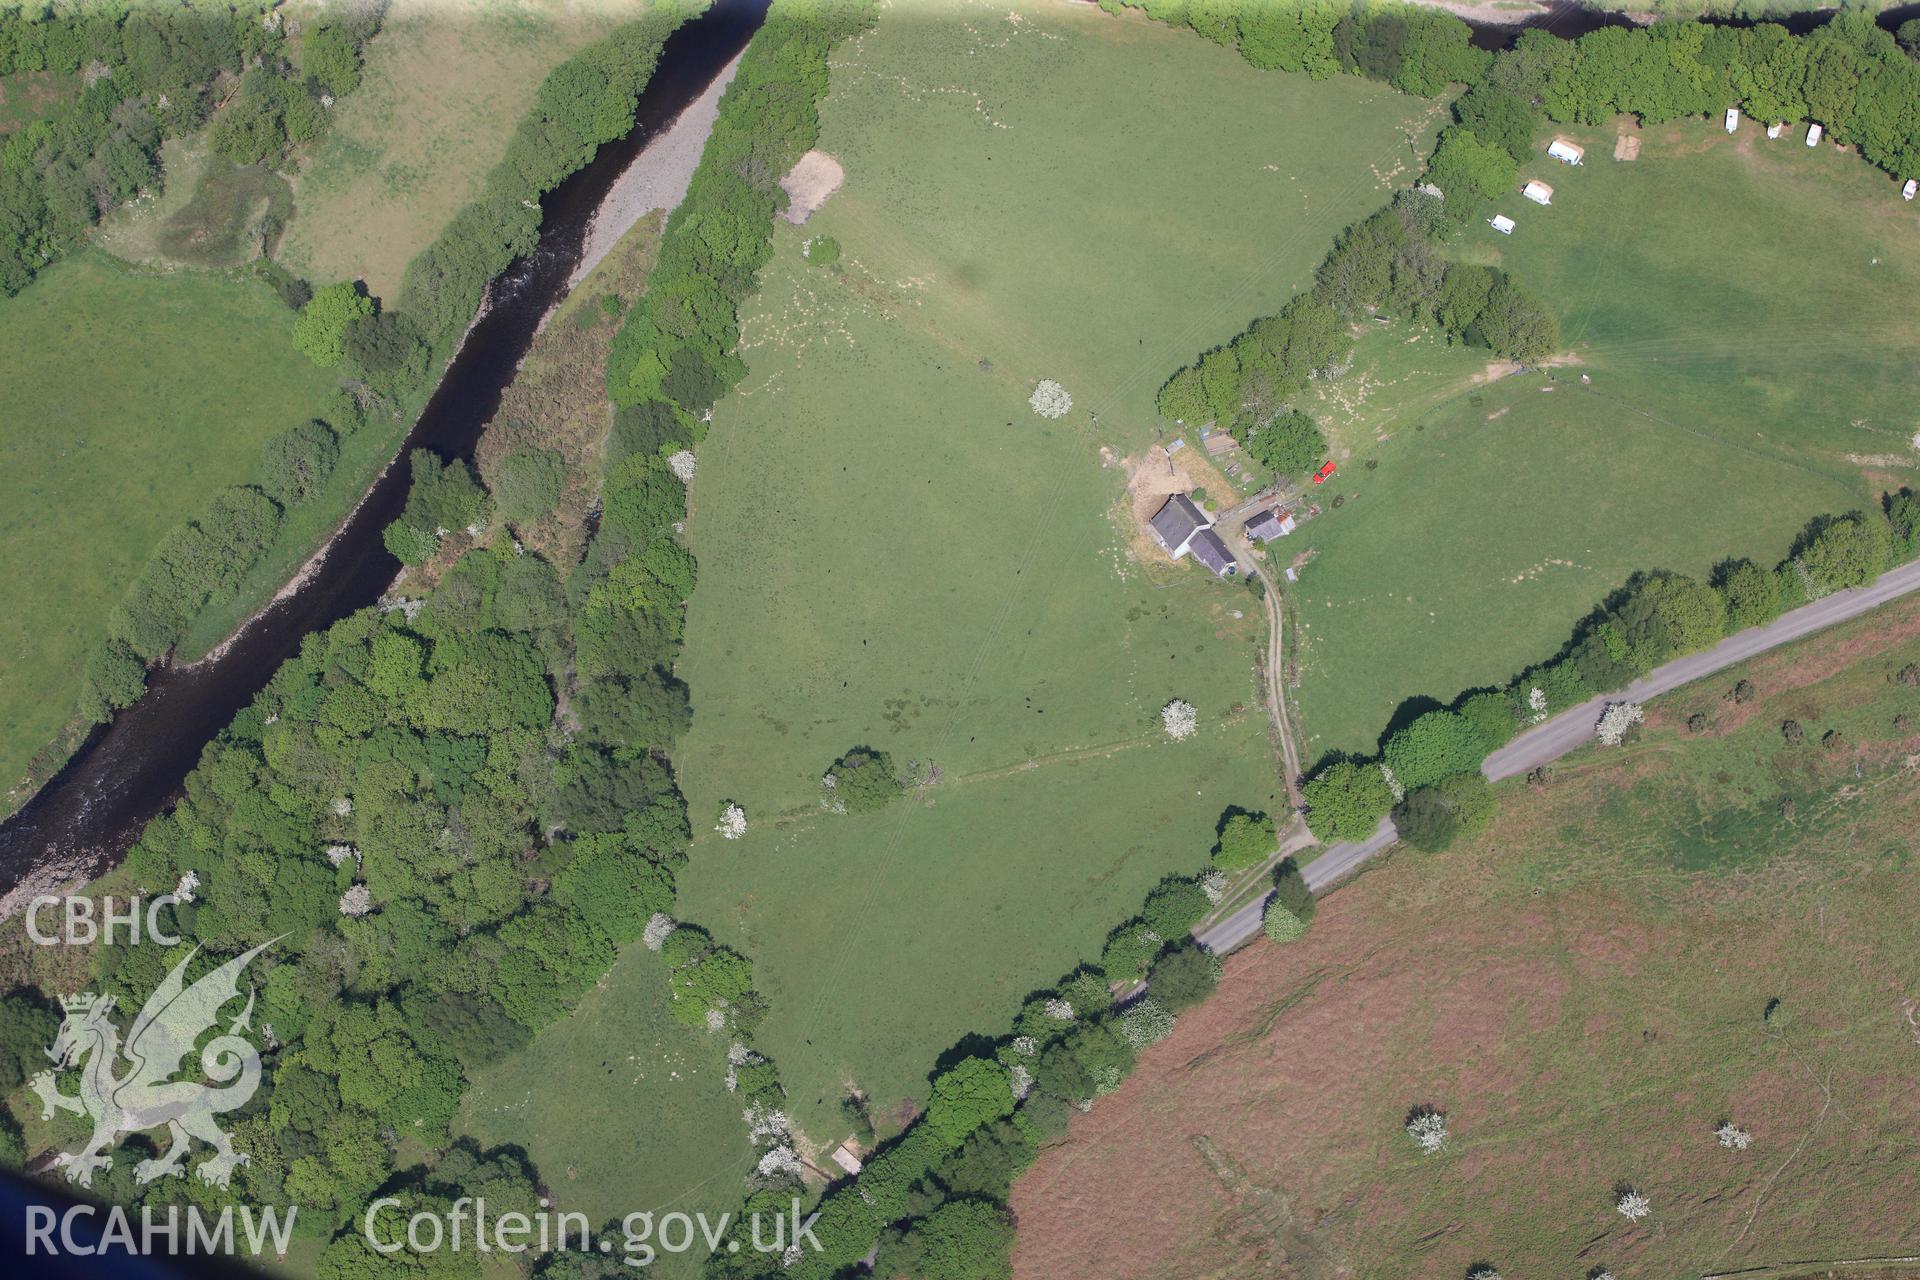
[1194,557,1920,954]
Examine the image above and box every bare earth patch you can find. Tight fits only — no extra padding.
[1615,129,1643,161]
[779,149,845,225]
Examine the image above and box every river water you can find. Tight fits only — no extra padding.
[6,0,1917,900]
[0,0,771,903]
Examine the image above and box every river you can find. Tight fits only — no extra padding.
[0,0,771,908]
[7,0,1918,904]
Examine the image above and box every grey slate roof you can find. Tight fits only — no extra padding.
[1148,493,1208,552]
[1245,509,1289,542]
[1189,528,1238,577]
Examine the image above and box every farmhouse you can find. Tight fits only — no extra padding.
[1148,493,1237,577]
[1489,213,1516,235]
[1246,508,1296,542]
[1547,137,1584,165]
[1149,492,1208,556]
[1522,180,1553,206]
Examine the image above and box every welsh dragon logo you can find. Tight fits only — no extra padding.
[30,938,278,1189]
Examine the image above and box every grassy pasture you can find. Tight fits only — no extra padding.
[671,0,1435,1141]
[458,946,747,1276]
[0,68,77,133]
[96,137,293,272]
[279,0,630,298]
[1011,600,1920,1280]
[1287,114,1919,760]
[0,252,339,807]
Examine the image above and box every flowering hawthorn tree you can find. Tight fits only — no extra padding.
[1716,1122,1753,1150]
[1029,380,1072,419]
[1380,763,1405,803]
[1162,699,1198,741]
[1616,1188,1652,1221]
[1595,700,1644,746]
[1405,1108,1447,1153]
[642,912,676,951]
[338,884,373,918]
[1121,999,1177,1048]
[716,802,748,840]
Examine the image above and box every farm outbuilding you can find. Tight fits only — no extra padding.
[1807,122,1823,146]
[1489,213,1516,235]
[1246,509,1296,542]
[1547,137,1584,165]
[1522,180,1553,206]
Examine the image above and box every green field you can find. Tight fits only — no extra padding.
[671,0,1439,1143]
[0,68,76,133]
[280,0,629,298]
[458,946,747,1278]
[96,137,294,272]
[1287,114,1918,760]
[0,252,339,807]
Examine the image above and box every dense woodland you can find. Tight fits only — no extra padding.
[0,0,384,295]
[0,3,727,1276]
[10,3,1920,1279]
[70,1,698,756]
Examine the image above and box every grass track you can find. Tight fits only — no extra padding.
[671,0,1436,1142]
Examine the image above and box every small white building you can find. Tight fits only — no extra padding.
[1547,137,1584,166]
[1522,180,1553,206]
[1904,179,1917,201]
[1806,122,1824,147]
[1724,107,1740,134]
[1489,213,1516,235]
[1766,121,1785,139]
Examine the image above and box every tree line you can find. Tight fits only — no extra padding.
[774,817,1316,1280]
[79,396,364,726]
[0,2,727,1268]
[1142,0,1920,447]
[64,1,698,770]
[1109,0,1920,186]
[1154,189,1561,440]
[0,0,384,296]
[1301,495,1920,849]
